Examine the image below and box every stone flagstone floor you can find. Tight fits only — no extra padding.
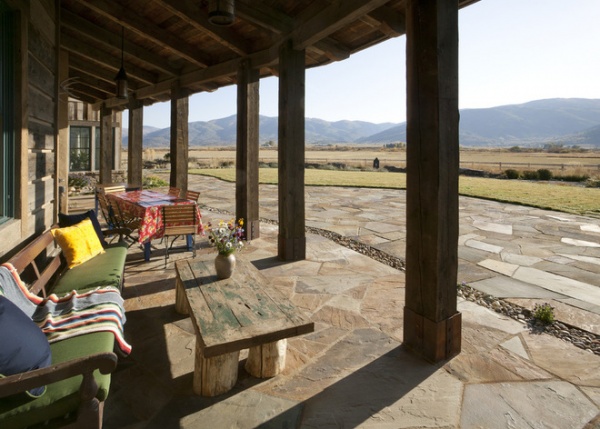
[100,174,600,427]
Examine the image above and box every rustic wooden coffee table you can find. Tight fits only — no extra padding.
[174,257,314,397]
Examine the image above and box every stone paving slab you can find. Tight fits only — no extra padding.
[461,381,598,429]
[469,275,568,300]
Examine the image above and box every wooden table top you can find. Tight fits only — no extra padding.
[175,258,314,358]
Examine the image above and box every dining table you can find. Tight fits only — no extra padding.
[106,189,204,261]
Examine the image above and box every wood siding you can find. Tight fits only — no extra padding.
[0,0,58,259]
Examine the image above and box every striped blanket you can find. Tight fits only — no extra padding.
[0,263,131,355]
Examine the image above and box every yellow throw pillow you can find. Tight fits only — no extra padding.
[51,218,105,269]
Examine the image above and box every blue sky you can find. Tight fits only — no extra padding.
[126,0,600,129]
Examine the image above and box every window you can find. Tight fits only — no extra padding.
[0,2,15,225]
[69,126,91,171]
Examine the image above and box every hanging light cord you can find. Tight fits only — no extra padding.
[120,26,125,67]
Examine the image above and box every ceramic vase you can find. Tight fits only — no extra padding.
[215,253,236,279]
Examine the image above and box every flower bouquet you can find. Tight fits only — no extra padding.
[206,218,245,256]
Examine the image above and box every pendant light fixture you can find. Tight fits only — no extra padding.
[208,0,235,26]
[114,26,128,99]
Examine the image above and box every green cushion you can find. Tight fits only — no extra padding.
[52,242,127,295]
[0,332,115,429]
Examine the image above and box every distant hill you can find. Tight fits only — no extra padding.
[361,98,600,147]
[123,98,600,148]
[123,116,396,147]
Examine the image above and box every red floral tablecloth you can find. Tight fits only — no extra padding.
[107,190,204,243]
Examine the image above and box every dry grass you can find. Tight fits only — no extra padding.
[191,167,600,217]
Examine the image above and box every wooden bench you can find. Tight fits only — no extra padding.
[175,257,314,397]
[0,226,128,428]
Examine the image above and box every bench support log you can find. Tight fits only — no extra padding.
[193,341,239,397]
[245,339,287,378]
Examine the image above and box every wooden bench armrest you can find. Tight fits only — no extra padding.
[0,352,118,399]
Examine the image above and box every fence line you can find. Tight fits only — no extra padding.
[259,158,600,171]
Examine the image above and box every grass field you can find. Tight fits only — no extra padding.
[138,147,600,177]
[189,167,600,217]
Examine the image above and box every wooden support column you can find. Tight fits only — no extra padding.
[170,87,189,192]
[127,98,144,188]
[236,60,260,240]
[57,50,69,215]
[99,105,113,184]
[403,0,462,363]
[277,40,306,261]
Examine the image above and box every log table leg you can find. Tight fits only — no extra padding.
[245,339,287,378]
[175,275,188,315]
[193,341,239,396]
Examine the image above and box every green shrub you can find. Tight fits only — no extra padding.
[504,169,520,179]
[143,175,168,188]
[555,173,590,182]
[533,303,555,324]
[522,170,539,180]
[68,173,92,188]
[537,169,553,180]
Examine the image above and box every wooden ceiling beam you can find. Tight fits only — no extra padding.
[68,55,145,94]
[61,9,180,77]
[236,1,350,62]
[130,43,280,102]
[61,32,158,85]
[67,82,107,103]
[154,0,251,57]
[292,0,392,50]
[65,89,97,105]
[68,71,116,96]
[74,0,212,68]
[313,39,350,61]
[367,6,406,37]
[235,1,293,34]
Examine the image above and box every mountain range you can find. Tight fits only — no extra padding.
[123,98,600,148]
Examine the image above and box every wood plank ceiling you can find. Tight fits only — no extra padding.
[60,0,479,110]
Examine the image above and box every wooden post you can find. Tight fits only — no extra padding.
[245,339,287,378]
[236,60,260,240]
[403,0,462,363]
[127,98,144,188]
[193,341,239,397]
[99,105,113,184]
[170,86,189,192]
[277,40,306,261]
[57,50,69,215]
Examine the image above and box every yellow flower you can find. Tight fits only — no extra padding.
[238,218,244,226]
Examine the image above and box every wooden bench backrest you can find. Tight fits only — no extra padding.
[7,230,63,297]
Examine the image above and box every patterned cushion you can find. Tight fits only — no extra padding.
[51,219,105,269]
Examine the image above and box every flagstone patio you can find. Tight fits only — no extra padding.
[100,175,600,428]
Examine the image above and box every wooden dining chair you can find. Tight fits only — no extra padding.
[185,190,201,202]
[102,185,126,194]
[99,190,141,246]
[162,204,198,266]
[168,187,181,197]
[96,191,119,230]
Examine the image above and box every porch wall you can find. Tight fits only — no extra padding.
[0,0,58,259]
